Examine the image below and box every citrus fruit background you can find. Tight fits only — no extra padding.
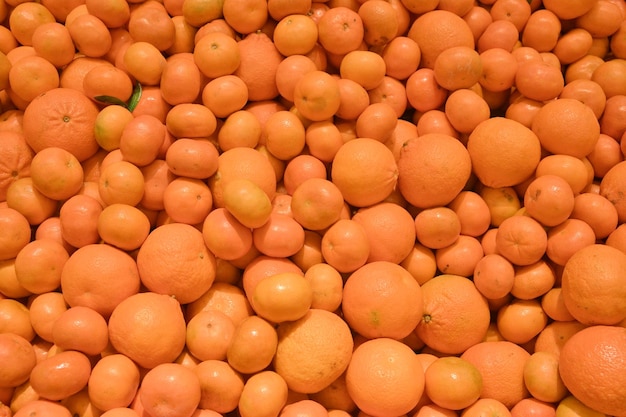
[1,0,626,416]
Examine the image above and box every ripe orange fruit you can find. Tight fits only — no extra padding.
[331,137,398,208]
[316,6,364,56]
[558,325,626,416]
[0,131,34,202]
[467,117,542,188]
[234,31,283,102]
[22,88,101,162]
[342,261,422,340]
[238,370,289,417]
[461,340,531,409]
[108,291,187,369]
[416,274,491,355]
[292,69,341,122]
[29,349,92,401]
[60,243,141,318]
[600,160,626,223]
[139,362,201,417]
[397,133,472,209]
[51,305,109,356]
[407,9,475,69]
[424,356,483,410]
[351,202,416,264]
[252,271,313,323]
[87,354,140,412]
[345,337,424,417]
[273,309,353,394]
[0,332,36,389]
[136,222,217,305]
[531,98,600,159]
[227,315,278,375]
[561,243,626,325]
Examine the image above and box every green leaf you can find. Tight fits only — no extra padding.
[93,82,143,111]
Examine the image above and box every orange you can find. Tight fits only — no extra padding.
[0,131,34,202]
[397,133,472,209]
[238,370,289,417]
[496,298,548,344]
[558,325,626,416]
[201,207,253,261]
[405,68,448,113]
[415,109,460,138]
[252,271,313,323]
[345,337,424,417]
[330,137,398,207]
[209,143,277,209]
[316,6,364,56]
[0,332,36,389]
[478,47,518,93]
[435,234,485,277]
[444,88,491,135]
[193,31,240,79]
[0,298,34,341]
[194,359,245,414]
[587,133,624,178]
[342,260,422,340]
[139,363,201,417]
[88,354,140,412]
[320,218,370,273]
[12,400,73,417]
[234,31,283,102]
[495,214,548,266]
[414,206,462,250]
[127,1,175,52]
[510,260,556,300]
[546,218,596,266]
[253,212,306,258]
[358,0,398,47]
[29,146,84,201]
[355,102,398,143]
[460,398,512,417]
[335,78,370,121]
[571,192,619,239]
[97,203,151,251]
[185,309,235,361]
[520,9,561,52]
[473,253,515,300]
[433,46,482,91]
[460,340,531,409]
[83,65,134,106]
[367,75,409,119]
[447,191,491,237]
[8,54,60,104]
[162,177,213,225]
[541,287,576,322]
[532,98,600,160]
[67,13,113,58]
[123,41,167,86]
[108,291,187,369]
[535,154,592,195]
[98,160,145,207]
[85,0,130,28]
[227,314,278,374]
[165,138,219,180]
[514,58,565,101]
[477,20,520,53]
[424,356,483,411]
[561,243,626,325]
[29,350,92,401]
[6,177,56,225]
[523,351,568,404]
[222,0,268,34]
[27,291,67,342]
[407,9,475,69]
[159,53,203,106]
[302,262,343,312]
[282,154,327,195]
[60,243,141,318]
[58,194,102,248]
[524,174,576,227]
[273,309,353,394]
[136,222,217,305]
[553,28,594,66]
[555,395,608,417]
[292,69,341,122]
[202,75,250,119]
[340,50,386,91]
[14,238,68,295]
[8,2,56,46]
[22,88,101,162]
[416,274,491,355]
[273,14,318,56]
[51,305,109,356]
[290,178,343,231]
[279,400,328,417]
[264,110,306,161]
[93,105,135,152]
[468,117,542,188]
[600,160,626,223]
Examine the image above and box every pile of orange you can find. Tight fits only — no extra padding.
[1,0,626,416]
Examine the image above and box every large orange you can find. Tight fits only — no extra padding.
[558,325,626,416]
[136,223,217,305]
[234,31,283,102]
[467,117,542,188]
[22,88,101,162]
[273,309,353,394]
[345,337,424,417]
[561,243,626,325]
[108,291,187,369]
[397,133,471,209]
[341,261,423,340]
[415,274,491,355]
[330,137,398,208]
